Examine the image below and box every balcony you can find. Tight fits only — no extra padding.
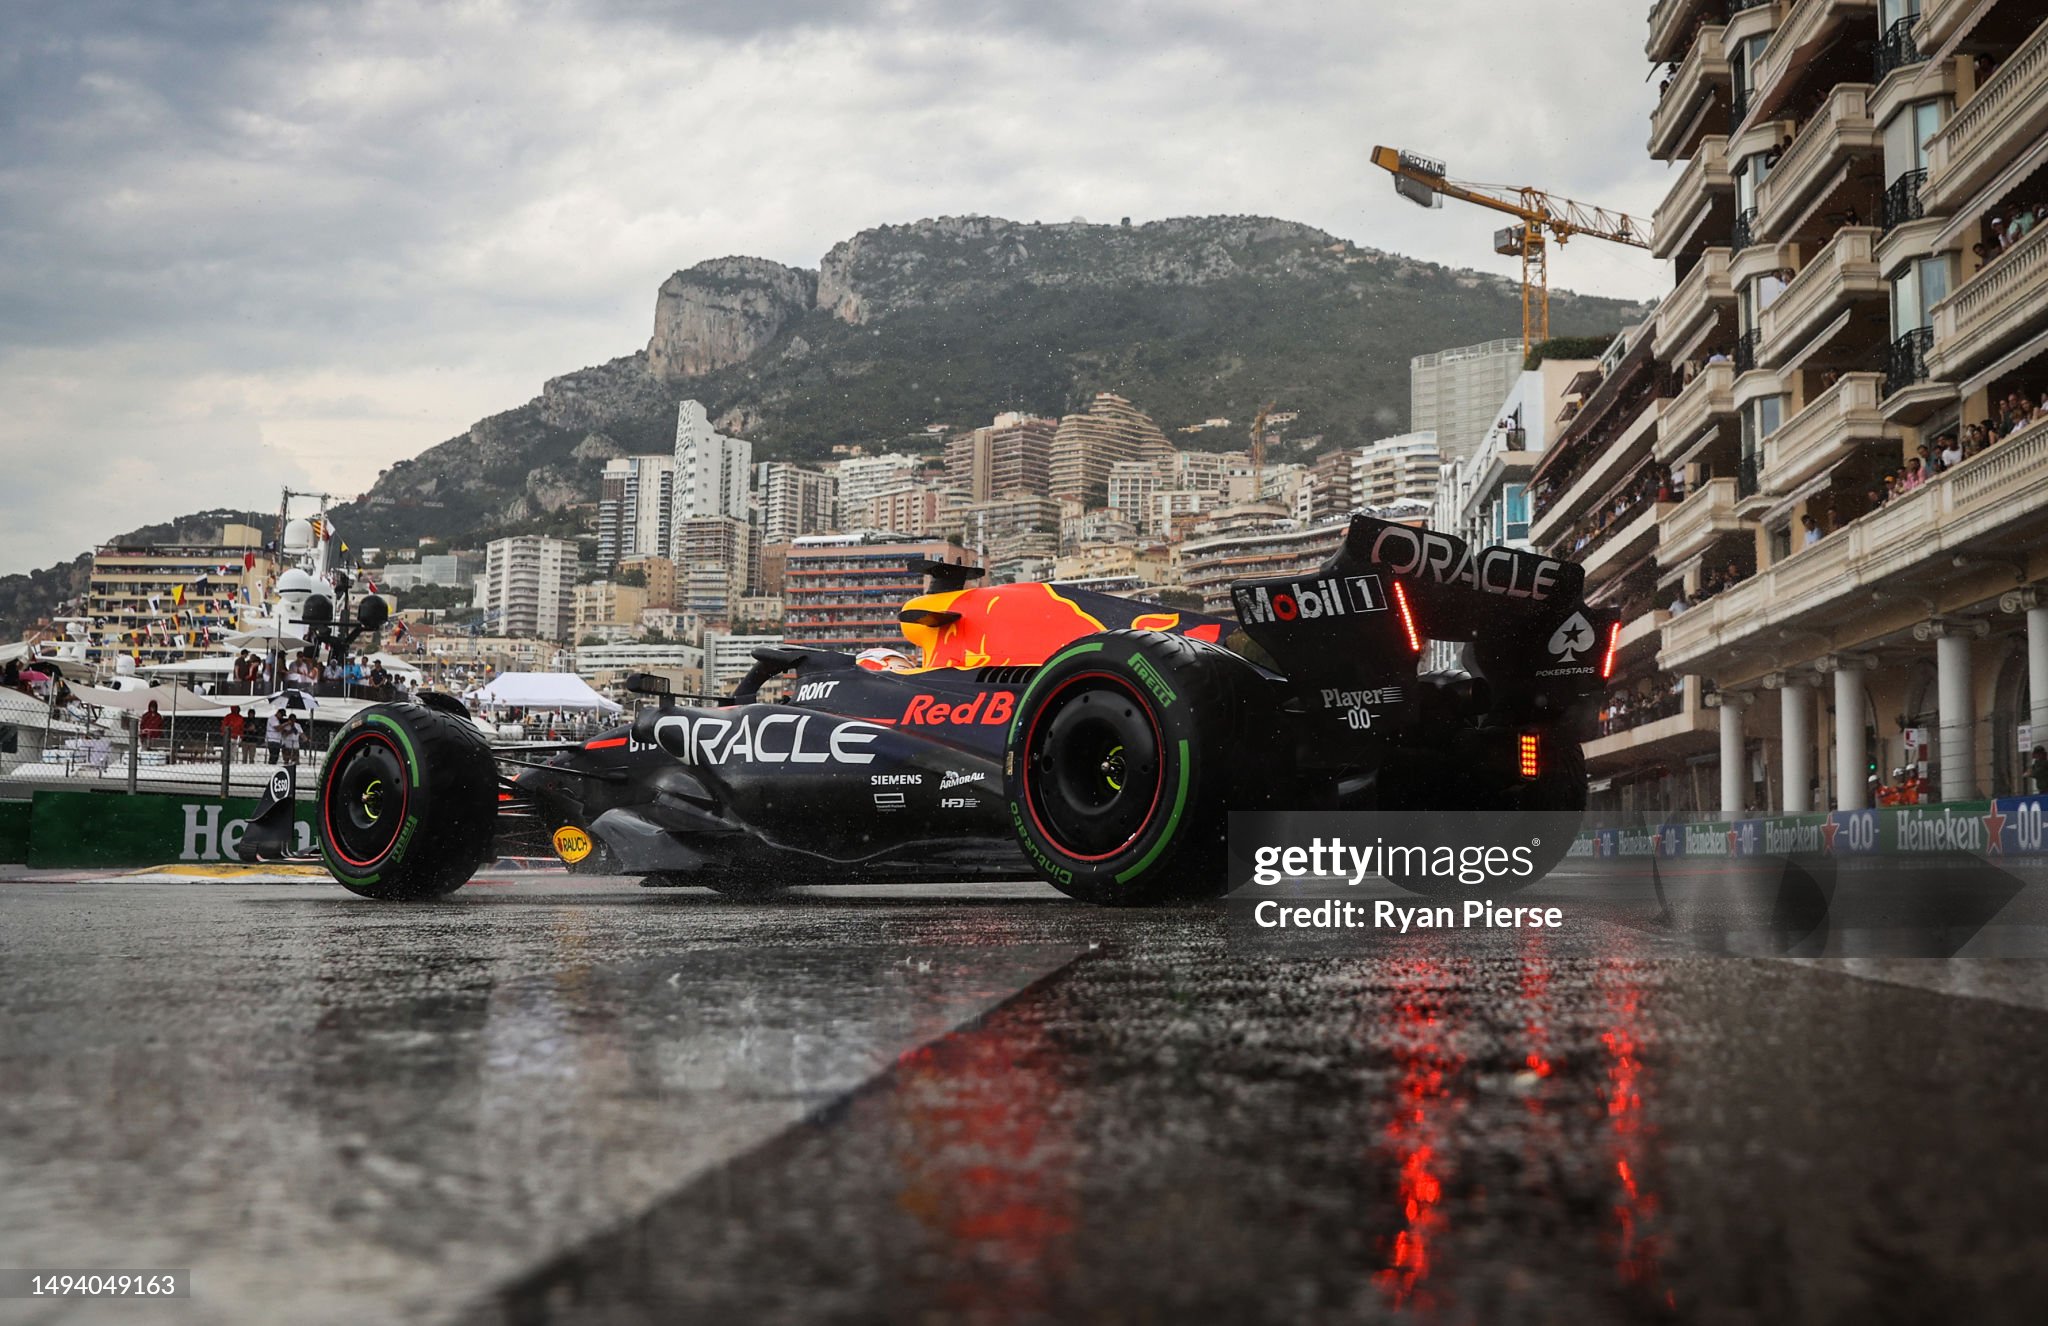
[1653,248,1735,359]
[1585,675,1717,767]
[1650,24,1732,161]
[1917,0,1980,53]
[1660,419,2048,676]
[1760,371,1898,494]
[1753,84,1880,242]
[1660,476,1749,564]
[1757,226,1885,368]
[1581,503,1670,588]
[1613,607,1672,662]
[1731,205,1759,251]
[1529,396,1665,543]
[1880,167,1926,231]
[1928,218,2048,381]
[1649,0,1722,63]
[1871,14,1923,82]
[1749,0,1880,125]
[1654,135,1735,259]
[1922,15,2048,214]
[1885,325,1935,398]
[1657,360,1739,464]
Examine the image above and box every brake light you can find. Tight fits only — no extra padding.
[1390,579,1422,654]
[1519,732,1541,779]
[1599,620,1622,680]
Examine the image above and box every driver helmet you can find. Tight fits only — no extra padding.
[854,647,916,673]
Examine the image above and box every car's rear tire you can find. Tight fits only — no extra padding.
[319,703,499,900]
[1004,630,1268,906]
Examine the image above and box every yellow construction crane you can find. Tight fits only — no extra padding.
[1370,146,1653,359]
[1249,399,1276,501]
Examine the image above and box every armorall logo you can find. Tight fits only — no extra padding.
[1234,574,1385,625]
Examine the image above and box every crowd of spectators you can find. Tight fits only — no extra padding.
[1862,385,2048,512]
[1559,466,1682,558]
[1597,674,1687,738]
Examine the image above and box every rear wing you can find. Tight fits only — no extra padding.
[1229,514,1618,731]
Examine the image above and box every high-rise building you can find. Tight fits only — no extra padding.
[1353,431,1444,510]
[479,535,578,640]
[571,580,650,643]
[1411,338,1524,464]
[782,534,973,653]
[676,517,756,623]
[831,454,922,524]
[597,454,676,569]
[946,413,1057,501]
[1049,393,1176,506]
[1106,460,1165,516]
[754,462,837,549]
[672,400,752,526]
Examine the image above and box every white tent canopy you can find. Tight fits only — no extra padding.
[472,672,621,712]
[71,683,233,717]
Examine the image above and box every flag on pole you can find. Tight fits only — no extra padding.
[244,551,257,571]
[171,584,186,606]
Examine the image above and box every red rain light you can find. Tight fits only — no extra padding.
[1519,732,1541,779]
[1390,580,1422,653]
[1599,620,1622,680]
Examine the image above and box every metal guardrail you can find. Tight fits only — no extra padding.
[1881,167,1927,231]
[1885,326,1934,397]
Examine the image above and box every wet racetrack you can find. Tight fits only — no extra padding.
[3,861,2047,1325]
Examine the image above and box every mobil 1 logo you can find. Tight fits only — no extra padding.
[1234,574,1386,625]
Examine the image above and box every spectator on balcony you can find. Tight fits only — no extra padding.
[1668,587,1689,615]
[1918,443,1942,477]
[1801,514,1822,547]
[1898,457,1926,492]
[1939,434,1964,469]
[1865,482,1888,513]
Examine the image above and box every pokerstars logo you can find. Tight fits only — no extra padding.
[1234,575,1385,625]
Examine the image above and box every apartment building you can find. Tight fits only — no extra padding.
[944,412,1057,501]
[596,454,676,569]
[672,400,752,525]
[676,517,755,623]
[86,523,267,665]
[571,580,649,642]
[831,454,922,524]
[478,535,578,640]
[616,554,677,610]
[1353,431,1445,510]
[1178,512,1348,615]
[1048,393,1176,505]
[782,534,973,653]
[1634,0,2048,814]
[1411,338,1525,463]
[753,462,837,549]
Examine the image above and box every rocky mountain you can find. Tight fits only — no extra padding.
[335,213,1648,552]
[1,214,1651,635]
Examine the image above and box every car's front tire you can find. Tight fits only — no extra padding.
[318,703,499,900]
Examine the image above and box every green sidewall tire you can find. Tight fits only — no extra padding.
[318,702,499,900]
[1005,630,1262,906]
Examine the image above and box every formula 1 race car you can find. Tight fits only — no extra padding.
[288,514,1618,906]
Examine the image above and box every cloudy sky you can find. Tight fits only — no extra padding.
[0,0,1671,575]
